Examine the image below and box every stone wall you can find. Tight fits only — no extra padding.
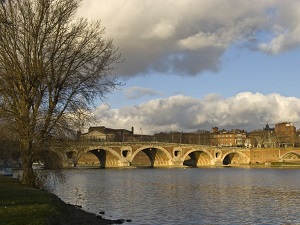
[250,148,280,164]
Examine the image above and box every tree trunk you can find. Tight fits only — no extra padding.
[20,141,36,187]
[22,157,35,187]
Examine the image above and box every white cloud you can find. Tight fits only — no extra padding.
[258,1,300,54]
[142,20,176,40]
[92,92,300,134]
[77,0,300,76]
[178,32,226,50]
[124,86,163,100]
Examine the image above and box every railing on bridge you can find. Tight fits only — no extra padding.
[68,137,251,148]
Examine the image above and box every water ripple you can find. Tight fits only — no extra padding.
[50,168,300,225]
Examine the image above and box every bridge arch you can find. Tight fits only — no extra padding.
[79,146,123,168]
[280,151,300,161]
[182,148,214,166]
[222,151,250,165]
[130,145,173,167]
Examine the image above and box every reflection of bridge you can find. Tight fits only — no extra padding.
[65,142,300,168]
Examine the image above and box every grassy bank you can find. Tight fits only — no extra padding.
[0,175,124,225]
[271,161,300,167]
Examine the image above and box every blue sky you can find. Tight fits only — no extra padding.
[77,0,300,134]
[107,47,300,108]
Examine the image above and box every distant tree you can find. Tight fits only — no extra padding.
[249,129,272,148]
[0,0,121,186]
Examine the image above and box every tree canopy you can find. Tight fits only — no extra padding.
[0,0,121,186]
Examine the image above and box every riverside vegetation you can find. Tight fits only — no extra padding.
[0,175,128,225]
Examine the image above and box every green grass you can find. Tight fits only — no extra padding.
[0,175,117,225]
[0,175,66,225]
[271,161,300,166]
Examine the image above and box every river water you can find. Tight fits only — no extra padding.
[49,167,300,225]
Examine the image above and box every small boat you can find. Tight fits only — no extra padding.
[32,162,45,170]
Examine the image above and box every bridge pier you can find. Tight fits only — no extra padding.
[211,158,224,166]
[172,159,184,167]
[119,160,131,167]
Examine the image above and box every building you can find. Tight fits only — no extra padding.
[210,127,247,147]
[154,131,211,145]
[274,122,297,147]
[80,126,155,142]
[80,126,135,142]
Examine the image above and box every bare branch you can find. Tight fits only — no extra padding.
[0,0,121,186]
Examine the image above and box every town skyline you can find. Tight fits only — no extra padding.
[85,121,294,136]
[82,122,298,149]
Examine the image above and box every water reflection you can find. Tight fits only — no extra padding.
[50,168,300,225]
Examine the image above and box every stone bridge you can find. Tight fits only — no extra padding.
[250,148,300,164]
[65,142,253,168]
[280,151,300,161]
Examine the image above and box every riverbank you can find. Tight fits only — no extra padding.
[0,175,126,225]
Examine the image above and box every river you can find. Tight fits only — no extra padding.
[49,167,300,225]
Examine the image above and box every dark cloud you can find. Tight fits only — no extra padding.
[78,0,300,77]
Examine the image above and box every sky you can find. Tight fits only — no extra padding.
[77,0,300,134]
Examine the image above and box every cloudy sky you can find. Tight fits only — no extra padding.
[78,0,300,134]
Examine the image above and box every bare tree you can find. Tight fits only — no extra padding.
[0,0,121,186]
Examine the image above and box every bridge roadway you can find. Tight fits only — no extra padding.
[65,141,300,168]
